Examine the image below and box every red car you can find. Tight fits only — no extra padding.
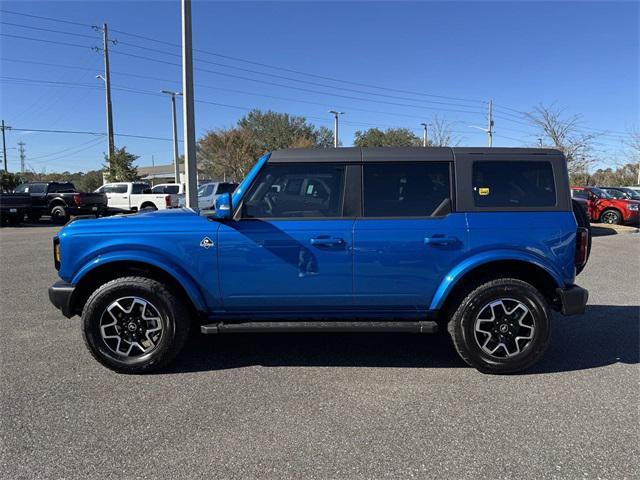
[571,186,639,225]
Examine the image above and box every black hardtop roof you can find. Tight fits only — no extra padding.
[268,147,563,163]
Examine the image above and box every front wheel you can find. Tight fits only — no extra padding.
[600,209,622,225]
[448,278,550,374]
[81,276,190,374]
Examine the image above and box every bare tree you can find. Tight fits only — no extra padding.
[525,103,598,174]
[624,127,640,185]
[430,115,462,147]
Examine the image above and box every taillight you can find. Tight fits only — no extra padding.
[575,227,589,269]
[165,195,171,208]
[73,194,81,206]
[53,237,61,270]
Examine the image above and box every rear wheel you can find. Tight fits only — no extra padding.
[81,276,190,374]
[448,278,550,374]
[50,205,69,224]
[140,203,157,211]
[600,209,622,225]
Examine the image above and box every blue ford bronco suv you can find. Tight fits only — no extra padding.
[49,147,590,374]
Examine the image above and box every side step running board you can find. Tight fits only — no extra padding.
[201,321,438,334]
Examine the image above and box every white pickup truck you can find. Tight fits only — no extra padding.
[96,182,177,212]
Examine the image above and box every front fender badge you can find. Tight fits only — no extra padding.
[200,237,214,249]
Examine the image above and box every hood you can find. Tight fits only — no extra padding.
[59,208,209,235]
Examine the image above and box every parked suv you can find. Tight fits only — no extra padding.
[49,148,589,374]
[571,186,639,225]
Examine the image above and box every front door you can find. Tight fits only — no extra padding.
[353,161,468,309]
[217,162,354,311]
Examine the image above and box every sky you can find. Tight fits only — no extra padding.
[0,0,638,173]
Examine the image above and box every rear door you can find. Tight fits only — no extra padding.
[217,162,354,310]
[353,161,468,309]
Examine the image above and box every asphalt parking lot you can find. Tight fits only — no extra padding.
[1,223,638,479]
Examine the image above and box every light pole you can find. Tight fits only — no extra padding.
[469,124,492,146]
[182,0,198,209]
[329,110,344,148]
[161,90,183,184]
[420,122,429,147]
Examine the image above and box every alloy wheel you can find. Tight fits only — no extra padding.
[99,296,164,357]
[473,298,535,358]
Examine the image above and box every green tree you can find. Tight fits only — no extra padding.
[198,128,260,181]
[353,128,421,147]
[103,147,139,182]
[1,171,24,192]
[238,109,332,151]
[75,170,105,192]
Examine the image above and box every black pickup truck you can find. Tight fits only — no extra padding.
[0,193,32,226]
[14,182,108,224]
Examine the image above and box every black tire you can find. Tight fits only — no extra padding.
[448,278,550,374]
[140,203,157,211]
[50,205,69,225]
[600,208,622,225]
[572,199,591,275]
[81,276,190,374]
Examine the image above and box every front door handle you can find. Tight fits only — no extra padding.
[424,235,459,246]
[310,236,345,247]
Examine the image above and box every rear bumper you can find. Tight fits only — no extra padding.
[556,285,589,316]
[48,280,76,318]
[68,206,108,216]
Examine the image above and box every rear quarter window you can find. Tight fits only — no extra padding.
[472,161,556,208]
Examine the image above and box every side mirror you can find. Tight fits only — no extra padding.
[214,192,233,219]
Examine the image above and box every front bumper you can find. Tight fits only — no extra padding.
[48,280,76,318]
[556,285,589,316]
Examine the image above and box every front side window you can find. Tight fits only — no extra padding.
[473,161,556,207]
[215,183,238,195]
[27,184,46,194]
[363,162,451,217]
[198,184,215,197]
[243,164,345,218]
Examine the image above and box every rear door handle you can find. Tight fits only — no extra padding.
[424,235,459,246]
[310,236,345,247]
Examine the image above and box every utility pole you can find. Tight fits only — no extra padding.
[161,90,183,185]
[182,0,198,209]
[487,99,494,147]
[1,120,9,172]
[329,110,344,148]
[98,23,115,169]
[420,122,429,147]
[17,141,26,173]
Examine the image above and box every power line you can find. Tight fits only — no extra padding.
[10,127,174,142]
[0,11,488,107]
[0,21,100,40]
[2,58,486,124]
[0,9,93,28]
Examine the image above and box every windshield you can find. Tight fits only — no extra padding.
[232,152,271,207]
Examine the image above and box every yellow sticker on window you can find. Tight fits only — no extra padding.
[479,187,490,196]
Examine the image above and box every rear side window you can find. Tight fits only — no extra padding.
[132,183,150,194]
[472,161,556,207]
[243,164,345,218]
[363,162,451,217]
[102,184,128,194]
